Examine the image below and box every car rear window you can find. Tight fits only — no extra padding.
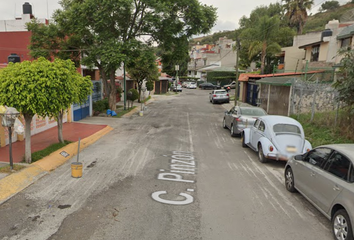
[273,124,301,134]
[241,108,266,116]
[215,91,227,94]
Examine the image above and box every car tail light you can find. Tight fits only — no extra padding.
[234,117,241,122]
[226,93,229,96]
[269,146,274,152]
[213,94,216,97]
[306,148,310,152]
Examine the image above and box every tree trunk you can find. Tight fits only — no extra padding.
[23,113,33,163]
[137,81,143,103]
[109,69,117,111]
[100,67,110,98]
[57,110,64,143]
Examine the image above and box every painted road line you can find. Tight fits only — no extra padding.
[0,125,113,205]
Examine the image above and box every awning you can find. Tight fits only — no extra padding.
[256,77,296,86]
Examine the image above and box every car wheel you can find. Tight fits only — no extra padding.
[223,118,227,129]
[230,124,236,137]
[332,209,353,240]
[241,133,247,148]
[258,143,268,163]
[285,167,296,193]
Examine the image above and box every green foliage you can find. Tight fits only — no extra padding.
[283,0,314,34]
[93,98,109,113]
[127,89,139,102]
[207,71,236,85]
[116,85,123,97]
[333,48,354,110]
[293,110,354,147]
[320,1,340,11]
[146,81,154,91]
[30,140,71,163]
[54,0,217,110]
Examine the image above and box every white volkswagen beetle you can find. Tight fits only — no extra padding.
[241,115,312,163]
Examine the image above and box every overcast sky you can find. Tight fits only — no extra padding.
[0,0,350,34]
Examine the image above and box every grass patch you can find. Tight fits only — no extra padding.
[292,110,354,148]
[30,140,72,163]
[114,106,137,118]
[141,96,151,103]
[0,164,27,173]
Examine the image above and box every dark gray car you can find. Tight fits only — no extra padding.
[285,144,354,240]
[222,106,267,137]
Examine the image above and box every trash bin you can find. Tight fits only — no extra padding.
[71,162,83,178]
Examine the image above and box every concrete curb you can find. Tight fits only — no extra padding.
[122,97,155,117]
[0,125,113,205]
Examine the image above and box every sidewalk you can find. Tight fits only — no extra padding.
[0,122,108,164]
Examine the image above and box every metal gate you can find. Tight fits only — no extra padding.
[246,82,258,106]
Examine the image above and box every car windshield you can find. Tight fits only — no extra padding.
[273,124,301,134]
[240,108,266,116]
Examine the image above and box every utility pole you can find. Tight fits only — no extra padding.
[123,62,126,110]
[234,35,241,107]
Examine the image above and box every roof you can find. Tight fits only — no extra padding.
[298,40,323,49]
[337,24,354,40]
[320,144,354,160]
[238,70,325,82]
[260,115,302,128]
[256,77,295,86]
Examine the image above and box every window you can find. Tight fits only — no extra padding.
[341,38,352,48]
[304,148,332,168]
[273,124,301,134]
[254,119,260,128]
[311,45,320,62]
[324,151,350,180]
[349,165,354,183]
[258,121,265,132]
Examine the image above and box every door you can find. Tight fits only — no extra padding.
[294,148,332,202]
[310,151,350,213]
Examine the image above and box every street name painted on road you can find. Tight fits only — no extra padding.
[152,151,196,205]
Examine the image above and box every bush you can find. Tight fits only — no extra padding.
[146,81,154,91]
[127,88,139,101]
[93,98,109,113]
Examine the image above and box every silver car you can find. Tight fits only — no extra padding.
[209,89,229,104]
[285,144,354,240]
[223,106,267,137]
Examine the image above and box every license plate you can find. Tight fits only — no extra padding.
[286,146,297,153]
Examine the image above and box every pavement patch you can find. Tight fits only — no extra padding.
[0,125,113,205]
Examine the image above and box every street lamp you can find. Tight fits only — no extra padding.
[0,107,20,170]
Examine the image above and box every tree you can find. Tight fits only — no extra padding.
[333,48,354,112]
[26,19,81,67]
[0,58,92,163]
[127,89,139,109]
[36,58,93,143]
[240,16,282,74]
[126,45,159,103]
[283,0,314,34]
[54,0,217,112]
[320,1,340,11]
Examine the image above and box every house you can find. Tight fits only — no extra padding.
[187,37,237,81]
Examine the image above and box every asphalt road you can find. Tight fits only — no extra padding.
[0,89,332,240]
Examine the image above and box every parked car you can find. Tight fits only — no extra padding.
[209,89,229,104]
[223,106,267,137]
[188,82,197,89]
[182,82,190,88]
[172,85,182,92]
[285,144,354,240]
[199,82,221,90]
[224,81,236,89]
[241,115,312,163]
